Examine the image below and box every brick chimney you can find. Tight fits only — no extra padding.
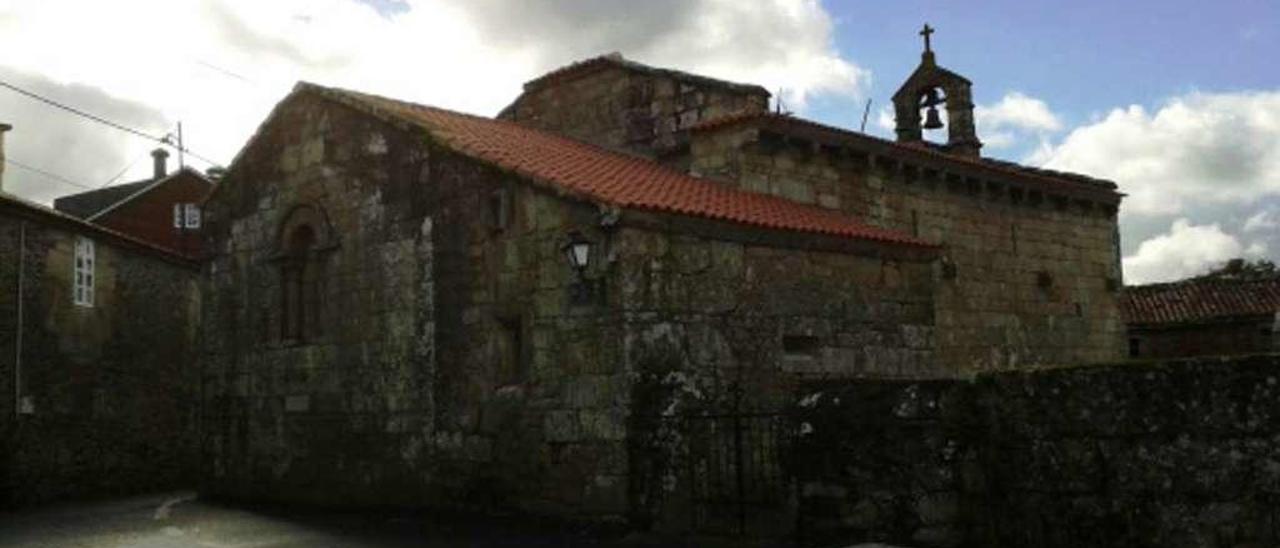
[0,123,11,194]
[152,148,170,180]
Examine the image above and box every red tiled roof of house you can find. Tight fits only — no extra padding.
[692,112,1120,197]
[304,83,934,249]
[0,191,199,267]
[1120,278,1280,326]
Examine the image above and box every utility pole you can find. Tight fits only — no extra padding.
[177,121,185,170]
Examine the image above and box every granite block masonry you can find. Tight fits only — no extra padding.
[0,194,200,508]
[199,44,1126,535]
[794,354,1280,548]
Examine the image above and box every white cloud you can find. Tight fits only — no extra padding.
[976,92,1062,132]
[1122,218,1266,284]
[973,92,1062,151]
[1037,91,1280,217]
[0,0,865,203]
[875,105,896,132]
[1243,209,1279,233]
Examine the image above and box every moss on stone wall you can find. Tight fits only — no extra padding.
[795,354,1280,548]
[0,213,198,507]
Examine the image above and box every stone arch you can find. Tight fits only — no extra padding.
[276,203,334,343]
[276,203,335,253]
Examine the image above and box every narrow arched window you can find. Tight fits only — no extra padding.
[281,224,316,342]
[276,204,334,345]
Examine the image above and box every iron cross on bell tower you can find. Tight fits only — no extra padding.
[919,23,935,52]
[918,23,937,65]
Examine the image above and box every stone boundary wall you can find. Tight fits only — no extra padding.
[794,354,1280,548]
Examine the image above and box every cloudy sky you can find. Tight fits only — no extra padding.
[0,0,1276,284]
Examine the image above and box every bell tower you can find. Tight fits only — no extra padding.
[891,24,982,157]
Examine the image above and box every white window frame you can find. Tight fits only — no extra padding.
[173,204,183,228]
[73,237,95,307]
[184,203,201,228]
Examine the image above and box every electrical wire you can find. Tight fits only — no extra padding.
[4,158,97,191]
[0,80,169,143]
[0,78,223,167]
[98,148,157,188]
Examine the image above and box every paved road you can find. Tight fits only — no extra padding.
[0,493,627,547]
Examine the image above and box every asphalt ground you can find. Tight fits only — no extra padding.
[0,492,636,548]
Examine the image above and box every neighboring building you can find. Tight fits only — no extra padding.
[0,170,202,506]
[54,148,215,257]
[1120,277,1280,359]
[199,34,1125,532]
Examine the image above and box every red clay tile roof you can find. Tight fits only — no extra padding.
[1120,278,1280,326]
[304,83,933,248]
[692,112,1120,197]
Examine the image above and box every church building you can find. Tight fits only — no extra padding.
[198,30,1125,531]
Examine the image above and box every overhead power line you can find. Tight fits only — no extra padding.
[5,158,97,192]
[98,148,155,188]
[0,78,223,167]
[0,80,169,143]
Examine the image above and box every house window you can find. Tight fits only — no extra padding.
[73,237,95,307]
[1128,337,1141,358]
[184,204,201,228]
[174,203,201,228]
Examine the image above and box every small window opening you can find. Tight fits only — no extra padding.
[1128,337,1141,358]
[1036,270,1054,289]
[498,316,525,384]
[488,188,512,231]
[783,335,822,359]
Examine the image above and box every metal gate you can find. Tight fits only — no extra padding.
[680,412,794,537]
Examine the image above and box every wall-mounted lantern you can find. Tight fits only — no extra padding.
[562,230,602,306]
[563,231,592,275]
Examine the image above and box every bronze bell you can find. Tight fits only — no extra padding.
[923,105,944,130]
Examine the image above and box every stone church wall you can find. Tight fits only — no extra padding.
[499,63,769,165]
[199,91,941,523]
[692,125,1125,374]
[0,210,199,507]
[795,354,1280,548]
[428,148,939,520]
[198,93,441,506]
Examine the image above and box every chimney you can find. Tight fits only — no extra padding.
[0,123,11,193]
[151,148,170,180]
